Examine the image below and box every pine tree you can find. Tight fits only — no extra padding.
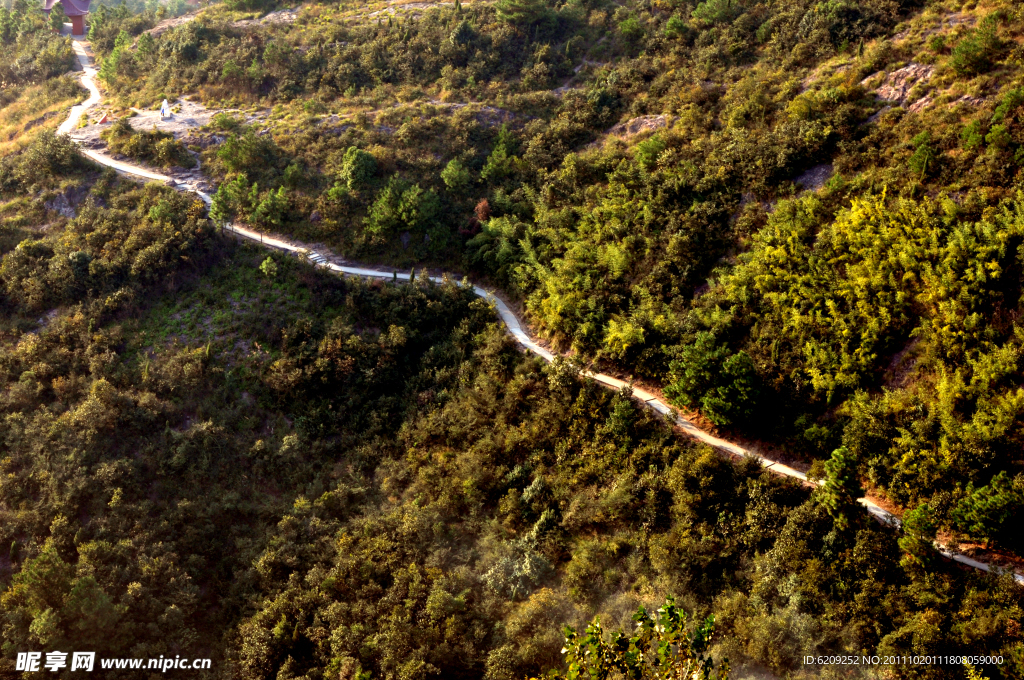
[898,503,936,571]
[816,447,865,531]
[952,471,1023,546]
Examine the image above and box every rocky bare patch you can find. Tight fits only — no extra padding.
[231,7,301,28]
[605,114,673,137]
[862,63,935,106]
[142,12,198,38]
[70,99,265,148]
[795,163,833,192]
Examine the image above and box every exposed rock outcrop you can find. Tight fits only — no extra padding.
[861,63,935,105]
[605,114,673,137]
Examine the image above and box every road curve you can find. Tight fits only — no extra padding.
[58,38,1023,585]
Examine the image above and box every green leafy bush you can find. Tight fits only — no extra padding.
[960,120,985,150]
[544,597,729,680]
[898,503,937,570]
[691,0,740,25]
[210,112,242,132]
[259,256,278,278]
[907,131,936,179]
[985,123,1011,150]
[495,0,552,28]
[441,158,471,193]
[634,134,666,170]
[618,15,645,43]
[0,131,84,190]
[102,117,196,168]
[815,447,865,531]
[665,15,689,39]
[216,129,281,180]
[991,87,1024,123]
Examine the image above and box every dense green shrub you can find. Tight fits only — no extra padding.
[0,131,85,190]
[364,175,441,244]
[216,128,282,180]
[547,597,729,680]
[950,20,1003,76]
[102,117,197,168]
[898,503,937,570]
[952,472,1024,549]
[338,145,377,191]
[684,188,1024,524]
[441,157,471,193]
[665,333,759,427]
[815,447,864,531]
[0,21,75,85]
[87,3,154,56]
[691,0,740,26]
[1,188,210,309]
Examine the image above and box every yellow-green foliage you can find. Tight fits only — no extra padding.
[687,189,1024,513]
[4,1,1024,677]
[103,0,1024,550]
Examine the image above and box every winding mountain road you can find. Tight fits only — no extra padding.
[58,38,1024,585]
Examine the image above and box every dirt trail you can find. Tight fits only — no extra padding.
[58,35,1024,586]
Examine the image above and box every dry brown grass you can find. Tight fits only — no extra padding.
[0,81,81,157]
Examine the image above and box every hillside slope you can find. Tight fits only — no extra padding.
[83,0,1024,563]
[2,0,1024,678]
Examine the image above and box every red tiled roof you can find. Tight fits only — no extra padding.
[43,0,91,16]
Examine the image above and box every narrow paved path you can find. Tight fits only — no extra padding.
[58,38,1023,585]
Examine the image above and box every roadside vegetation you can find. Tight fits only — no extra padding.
[2,0,1024,678]
[85,0,1024,563]
[102,116,198,168]
[1,131,1022,680]
[0,2,80,156]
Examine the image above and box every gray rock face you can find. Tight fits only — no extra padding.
[861,63,935,106]
[45,193,76,218]
[605,114,673,137]
[795,164,834,192]
[44,185,89,219]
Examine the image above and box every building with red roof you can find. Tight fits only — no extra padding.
[42,0,91,36]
